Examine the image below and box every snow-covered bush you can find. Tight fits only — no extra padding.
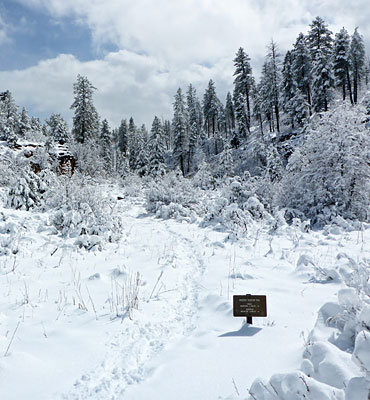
[278,103,370,224]
[7,170,47,211]
[145,172,205,221]
[45,174,122,249]
[248,245,370,400]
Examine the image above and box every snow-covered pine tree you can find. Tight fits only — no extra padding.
[350,27,366,104]
[218,140,234,177]
[163,119,172,151]
[225,92,235,139]
[259,61,274,132]
[233,47,254,136]
[306,17,334,112]
[135,124,149,176]
[0,90,18,146]
[282,50,296,128]
[187,84,201,173]
[333,27,353,103]
[172,88,188,176]
[7,170,46,211]
[147,116,166,177]
[45,113,70,144]
[117,119,128,156]
[18,108,32,139]
[266,40,282,133]
[306,16,333,62]
[128,117,138,170]
[312,47,335,112]
[70,75,100,144]
[202,80,220,138]
[292,33,312,125]
[100,119,112,172]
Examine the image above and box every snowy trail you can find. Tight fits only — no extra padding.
[1,197,366,400]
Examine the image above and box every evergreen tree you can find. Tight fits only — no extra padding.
[117,119,128,156]
[292,33,312,125]
[312,47,334,112]
[350,27,366,104]
[70,74,99,143]
[282,50,296,128]
[259,61,275,132]
[163,119,172,151]
[100,119,112,171]
[233,47,254,135]
[128,117,138,170]
[45,113,70,144]
[18,108,32,138]
[187,84,201,173]
[172,88,188,176]
[0,90,18,145]
[135,124,149,176]
[203,80,220,137]
[218,140,234,177]
[225,92,235,138]
[147,116,166,176]
[266,40,282,132]
[333,28,353,102]
[306,16,333,62]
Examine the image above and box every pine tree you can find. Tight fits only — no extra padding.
[18,108,32,138]
[225,92,235,138]
[117,119,128,156]
[45,113,70,144]
[100,119,112,171]
[306,17,333,62]
[282,50,296,128]
[292,33,312,125]
[187,84,201,173]
[333,28,353,102]
[172,88,188,176]
[147,116,166,176]
[0,90,18,145]
[128,117,138,170]
[350,27,366,104]
[135,124,149,176]
[70,75,99,143]
[266,40,282,133]
[219,140,234,177]
[312,47,334,112]
[259,61,274,132]
[163,119,172,151]
[203,80,220,137]
[233,47,254,136]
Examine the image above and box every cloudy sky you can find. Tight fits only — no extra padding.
[0,0,369,129]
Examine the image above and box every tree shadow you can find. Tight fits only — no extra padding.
[219,324,262,337]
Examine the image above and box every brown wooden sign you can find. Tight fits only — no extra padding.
[233,294,267,317]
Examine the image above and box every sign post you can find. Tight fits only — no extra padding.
[233,294,267,325]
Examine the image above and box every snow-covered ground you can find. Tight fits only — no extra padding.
[0,191,369,399]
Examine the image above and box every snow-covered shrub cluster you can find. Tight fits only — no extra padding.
[278,103,370,225]
[45,174,122,249]
[6,170,47,211]
[145,171,206,222]
[249,250,370,400]
[201,174,273,238]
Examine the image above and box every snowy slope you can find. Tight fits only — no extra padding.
[0,192,368,399]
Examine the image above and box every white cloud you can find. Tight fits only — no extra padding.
[0,13,10,45]
[0,50,233,128]
[5,0,370,127]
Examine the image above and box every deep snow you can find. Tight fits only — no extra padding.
[0,191,369,399]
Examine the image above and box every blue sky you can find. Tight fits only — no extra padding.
[0,0,369,129]
[0,1,97,70]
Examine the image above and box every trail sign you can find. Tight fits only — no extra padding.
[233,294,267,324]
